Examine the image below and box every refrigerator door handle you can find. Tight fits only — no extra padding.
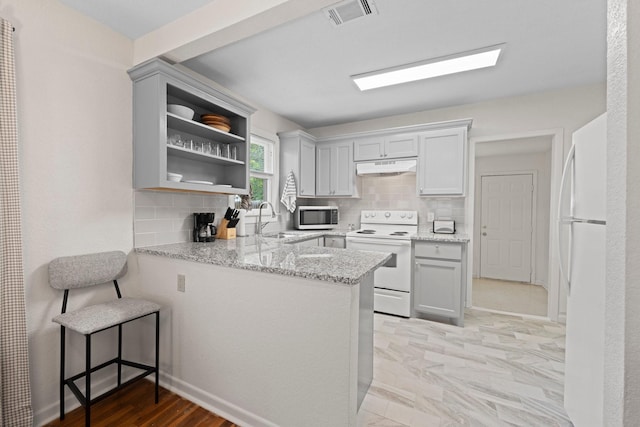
[557,142,576,293]
[572,218,606,225]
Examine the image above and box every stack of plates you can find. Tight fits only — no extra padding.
[201,113,231,133]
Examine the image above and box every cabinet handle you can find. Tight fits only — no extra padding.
[435,245,439,249]
[482,232,487,236]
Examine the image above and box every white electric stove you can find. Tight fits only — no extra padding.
[346,210,418,317]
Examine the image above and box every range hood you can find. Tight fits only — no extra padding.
[356,159,417,175]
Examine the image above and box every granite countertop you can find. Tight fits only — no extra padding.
[135,235,390,286]
[266,228,470,243]
[413,231,470,243]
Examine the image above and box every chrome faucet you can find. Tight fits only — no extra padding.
[256,201,276,235]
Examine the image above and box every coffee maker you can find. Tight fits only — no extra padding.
[193,212,216,242]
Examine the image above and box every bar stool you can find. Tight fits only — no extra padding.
[49,251,160,426]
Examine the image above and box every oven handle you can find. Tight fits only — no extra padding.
[346,238,411,246]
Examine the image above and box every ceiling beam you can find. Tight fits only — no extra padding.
[133,0,338,65]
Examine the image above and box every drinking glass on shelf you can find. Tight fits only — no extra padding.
[204,142,212,155]
[213,143,221,157]
[231,146,237,160]
[222,144,230,158]
[168,133,182,146]
[193,140,202,152]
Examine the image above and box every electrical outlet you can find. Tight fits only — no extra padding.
[177,274,186,292]
[428,212,435,222]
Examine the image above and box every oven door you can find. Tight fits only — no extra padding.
[346,237,412,292]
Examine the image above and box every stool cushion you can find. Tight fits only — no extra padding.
[52,297,161,334]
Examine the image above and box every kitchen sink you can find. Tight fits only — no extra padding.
[263,231,305,239]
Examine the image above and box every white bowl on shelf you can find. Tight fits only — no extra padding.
[167,172,183,182]
[167,104,195,120]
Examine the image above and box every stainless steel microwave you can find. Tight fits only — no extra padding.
[295,206,339,230]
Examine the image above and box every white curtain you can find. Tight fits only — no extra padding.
[0,18,33,426]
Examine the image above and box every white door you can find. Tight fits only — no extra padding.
[480,174,533,282]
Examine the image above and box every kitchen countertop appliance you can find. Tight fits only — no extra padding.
[295,205,339,230]
[433,219,456,234]
[193,212,216,242]
[557,113,607,426]
[346,210,418,317]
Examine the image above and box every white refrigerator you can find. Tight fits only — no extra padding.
[557,113,607,426]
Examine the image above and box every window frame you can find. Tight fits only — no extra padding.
[232,132,279,219]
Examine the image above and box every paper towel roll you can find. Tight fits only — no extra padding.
[236,209,247,236]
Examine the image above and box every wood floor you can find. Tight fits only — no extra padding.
[42,380,237,427]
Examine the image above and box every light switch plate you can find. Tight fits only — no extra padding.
[177,274,186,292]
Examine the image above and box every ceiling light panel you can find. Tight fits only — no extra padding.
[352,44,505,91]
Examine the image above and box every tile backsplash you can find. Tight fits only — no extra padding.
[306,174,465,231]
[134,190,230,247]
[134,174,465,247]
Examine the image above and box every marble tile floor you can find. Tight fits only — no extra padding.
[358,309,569,426]
[472,278,548,317]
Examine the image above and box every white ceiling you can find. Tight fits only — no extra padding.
[58,0,215,40]
[59,0,606,129]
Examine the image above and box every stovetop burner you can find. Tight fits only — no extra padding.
[346,210,419,241]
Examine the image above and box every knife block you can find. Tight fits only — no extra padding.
[216,219,236,240]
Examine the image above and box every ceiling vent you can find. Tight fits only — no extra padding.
[324,0,378,26]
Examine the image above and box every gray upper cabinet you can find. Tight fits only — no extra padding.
[354,133,418,161]
[278,130,316,197]
[316,140,354,197]
[128,58,255,194]
[417,126,468,196]
[353,136,384,161]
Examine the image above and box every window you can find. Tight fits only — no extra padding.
[235,134,276,213]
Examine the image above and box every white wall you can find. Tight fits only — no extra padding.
[1,1,135,423]
[605,0,640,424]
[473,148,552,286]
[309,83,606,147]
[1,0,305,423]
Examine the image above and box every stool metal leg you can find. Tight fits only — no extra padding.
[60,326,66,420]
[118,324,122,386]
[86,334,91,427]
[155,311,160,403]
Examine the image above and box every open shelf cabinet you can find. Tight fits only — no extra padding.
[128,58,255,194]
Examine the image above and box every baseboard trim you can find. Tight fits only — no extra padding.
[470,305,551,321]
[155,372,280,427]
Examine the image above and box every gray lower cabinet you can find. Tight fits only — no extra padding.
[413,241,466,326]
[324,236,346,248]
[295,237,322,247]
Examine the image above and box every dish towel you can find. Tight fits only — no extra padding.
[280,170,297,213]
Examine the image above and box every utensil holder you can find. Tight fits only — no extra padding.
[216,219,236,240]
